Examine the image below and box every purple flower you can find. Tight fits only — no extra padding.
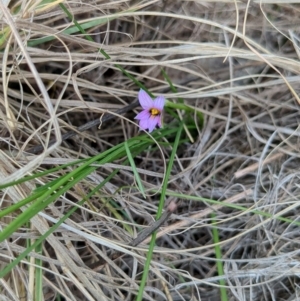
[135,89,165,133]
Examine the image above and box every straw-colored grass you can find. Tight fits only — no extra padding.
[1,1,300,300]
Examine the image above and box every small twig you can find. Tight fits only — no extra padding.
[88,201,177,271]
[129,200,177,247]
[26,100,139,154]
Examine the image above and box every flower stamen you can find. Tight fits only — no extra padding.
[150,108,160,116]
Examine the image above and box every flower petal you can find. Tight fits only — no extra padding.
[153,95,165,111]
[138,89,154,109]
[148,116,159,133]
[157,116,162,128]
[139,118,149,131]
[135,110,151,120]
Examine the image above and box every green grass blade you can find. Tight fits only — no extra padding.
[0,140,138,242]
[0,189,46,219]
[211,213,228,301]
[0,165,119,278]
[136,123,184,301]
[124,141,146,199]
[35,242,43,301]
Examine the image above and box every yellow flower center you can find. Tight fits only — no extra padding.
[150,108,160,116]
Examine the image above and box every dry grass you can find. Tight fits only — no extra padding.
[1,0,300,300]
